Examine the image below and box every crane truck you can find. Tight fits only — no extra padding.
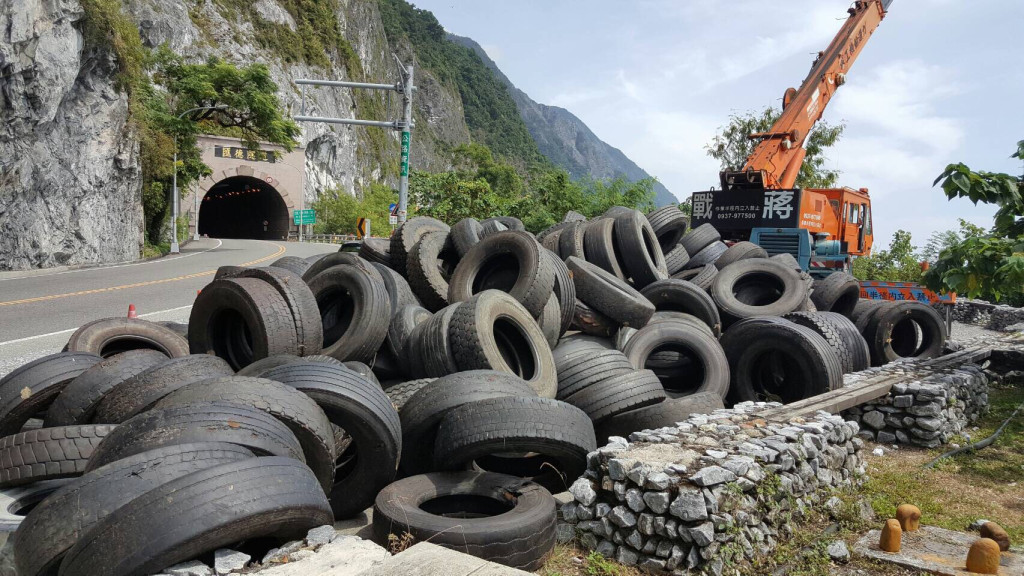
[691,0,893,278]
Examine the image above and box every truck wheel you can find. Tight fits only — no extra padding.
[810,272,861,317]
[711,259,807,327]
[613,210,668,287]
[583,218,629,280]
[715,241,768,269]
[672,263,718,291]
[566,256,655,328]
[448,231,554,318]
[640,279,722,336]
[623,322,730,398]
[65,318,189,359]
[680,223,720,255]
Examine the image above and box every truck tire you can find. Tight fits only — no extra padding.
[721,318,843,404]
[448,291,557,398]
[270,255,312,277]
[399,371,537,475]
[373,471,556,571]
[852,299,886,333]
[85,402,303,471]
[547,251,576,335]
[664,245,690,275]
[407,230,458,312]
[0,352,101,436]
[307,264,391,363]
[389,216,450,276]
[58,457,332,576]
[711,259,807,326]
[419,303,462,378]
[557,221,587,259]
[13,442,253,576]
[372,262,420,312]
[153,376,335,491]
[91,354,234,424]
[448,230,555,318]
[583,217,628,280]
[384,378,436,412]
[566,256,655,328]
[570,300,618,337]
[188,277,301,369]
[680,223,720,256]
[714,241,768,269]
[810,272,861,317]
[563,210,587,222]
[359,237,392,267]
[646,205,688,252]
[555,348,634,400]
[224,266,324,357]
[0,479,72,532]
[613,210,668,287]
[0,425,115,489]
[494,216,525,231]
[782,311,856,374]
[45,350,167,426]
[537,294,561,349]
[596,391,724,443]
[563,369,666,424]
[640,279,722,336]
[387,304,432,360]
[622,323,730,398]
[236,353,300,376]
[300,252,378,283]
[672,263,718,291]
[864,301,947,366]
[433,396,595,493]
[685,240,728,269]
[480,219,508,237]
[451,218,483,257]
[261,362,401,519]
[65,318,189,359]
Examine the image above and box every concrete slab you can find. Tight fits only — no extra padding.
[355,542,532,576]
[334,507,374,539]
[256,535,388,575]
[854,526,1024,576]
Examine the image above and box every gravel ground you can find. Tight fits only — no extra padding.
[949,320,1019,343]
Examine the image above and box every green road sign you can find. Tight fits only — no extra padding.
[293,209,316,225]
[400,131,410,177]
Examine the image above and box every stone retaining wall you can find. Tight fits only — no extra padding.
[842,363,989,448]
[562,403,865,576]
[952,299,1024,331]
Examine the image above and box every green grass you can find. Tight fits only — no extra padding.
[142,241,170,258]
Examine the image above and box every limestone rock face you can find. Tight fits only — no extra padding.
[0,0,143,270]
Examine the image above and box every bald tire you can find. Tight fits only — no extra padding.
[0,425,115,489]
[384,378,436,412]
[359,237,392,267]
[390,217,450,276]
[538,294,561,349]
[231,267,325,357]
[555,348,635,400]
[373,471,556,572]
[261,362,400,519]
[714,241,768,270]
[387,304,432,360]
[13,442,254,576]
[451,218,484,257]
[557,221,587,259]
[622,323,729,398]
[398,371,537,475]
[235,353,301,377]
[307,264,391,363]
[44,350,167,427]
[563,369,666,424]
[420,304,461,378]
[810,272,862,317]
[407,230,454,312]
[300,252,378,283]
[0,352,101,437]
[640,278,722,337]
[84,402,303,472]
[582,218,628,280]
[91,354,234,424]
[64,318,189,360]
[566,256,655,328]
[270,255,312,277]
[448,230,555,318]
[613,210,668,287]
[153,377,335,492]
[596,391,724,443]
[546,251,576,335]
[433,396,596,494]
[686,241,728,270]
[58,457,333,576]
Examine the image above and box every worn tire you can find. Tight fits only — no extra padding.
[300,252,376,283]
[372,262,420,313]
[85,402,303,471]
[270,255,312,277]
[360,237,392,267]
[546,251,576,336]
[537,294,561,349]
[583,217,628,280]
[596,391,724,443]
[680,223,721,255]
[721,318,843,403]
[555,348,634,400]
[640,279,722,336]
[613,210,667,287]
[570,299,618,337]
[864,301,947,366]
[563,369,666,424]
[0,480,72,532]
[373,471,556,571]
[307,264,391,362]
[390,216,450,276]
[386,304,432,360]
[566,256,655,328]
[188,277,300,369]
[91,354,234,424]
[448,230,555,318]
[59,457,332,576]
[810,272,861,317]
[851,299,885,332]
[384,378,436,412]
[783,311,856,374]
[0,352,101,437]
[45,350,167,426]
[451,218,483,257]
[153,376,335,491]
[227,266,324,357]
[418,303,462,378]
[13,442,254,576]
[672,263,717,291]
[711,259,807,326]
[622,323,730,398]
[448,291,557,398]
[685,240,728,270]
[646,205,689,252]
[261,362,400,519]
[65,318,189,359]
[433,396,595,494]
[563,210,587,222]
[407,230,457,312]
[664,245,690,275]
[0,425,114,489]
[399,371,537,475]
[236,353,301,377]
[480,219,508,237]
[557,221,587,259]
[715,241,768,269]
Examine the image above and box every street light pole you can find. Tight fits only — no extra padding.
[171,105,228,254]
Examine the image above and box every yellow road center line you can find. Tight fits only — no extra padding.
[0,243,286,307]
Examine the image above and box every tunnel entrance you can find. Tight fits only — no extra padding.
[198,176,290,240]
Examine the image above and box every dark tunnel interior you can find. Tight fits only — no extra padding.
[198,176,290,240]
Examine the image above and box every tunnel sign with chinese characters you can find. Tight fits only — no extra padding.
[689,188,801,234]
[293,209,316,225]
[214,145,278,163]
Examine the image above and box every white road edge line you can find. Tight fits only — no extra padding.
[0,305,194,347]
[0,240,224,282]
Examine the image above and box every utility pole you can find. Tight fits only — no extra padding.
[293,59,415,231]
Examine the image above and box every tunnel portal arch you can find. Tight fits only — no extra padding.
[198,175,291,240]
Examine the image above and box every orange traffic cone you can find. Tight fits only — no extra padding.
[127,304,137,319]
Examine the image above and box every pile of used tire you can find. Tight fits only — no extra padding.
[0,207,949,574]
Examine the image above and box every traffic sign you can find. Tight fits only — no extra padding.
[389,214,398,225]
[389,203,398,216]
[293,209,316,225]
[357,218,370,238]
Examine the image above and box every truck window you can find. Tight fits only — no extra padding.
[862,203,871,234]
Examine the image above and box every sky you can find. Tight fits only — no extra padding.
[411,0,1023,250]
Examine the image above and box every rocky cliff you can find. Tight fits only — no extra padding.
[450,34,678,207]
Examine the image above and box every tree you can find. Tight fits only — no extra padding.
[313,183,397,235]
[851,229,923,283]
[706,107,845,188]
[924,140,1024,304]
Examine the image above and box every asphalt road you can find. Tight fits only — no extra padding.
[0,238,337,376]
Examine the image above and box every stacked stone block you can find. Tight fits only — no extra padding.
[562,403,865,575]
